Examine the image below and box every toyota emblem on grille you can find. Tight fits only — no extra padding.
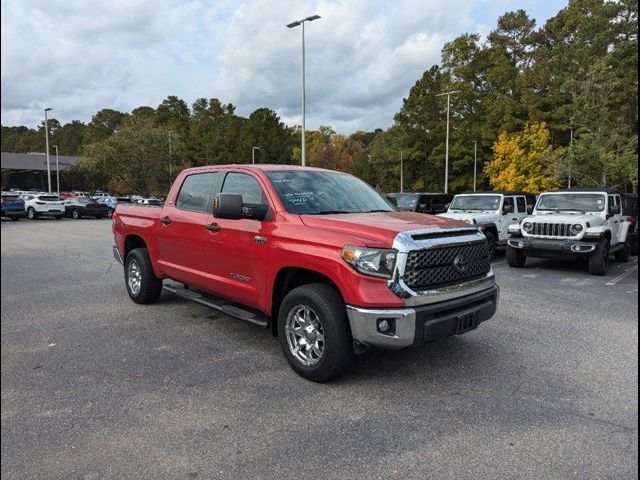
[453,254,469,273]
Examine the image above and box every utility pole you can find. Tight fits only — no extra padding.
[472,141,478,192]
[287,15,321,166]
[400,150,404,193]
[168,131,174,177]
[435,90,460,194]
[252,146,261,165]
[44,108,53,193]
[53,145,60,194]
[568,128,573,188]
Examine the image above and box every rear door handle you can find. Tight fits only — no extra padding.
[159,217,172,225]
[205,224,221,232]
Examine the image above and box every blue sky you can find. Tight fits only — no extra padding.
[1,0,567,133]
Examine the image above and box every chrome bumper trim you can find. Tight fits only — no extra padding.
[112,245,124,265]
[346,305,416,350]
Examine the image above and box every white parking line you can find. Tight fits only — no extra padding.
[606,265,639,286]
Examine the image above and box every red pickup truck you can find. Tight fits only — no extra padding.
[112,165,499,381]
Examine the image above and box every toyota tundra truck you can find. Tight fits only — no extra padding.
[112,165,499,381]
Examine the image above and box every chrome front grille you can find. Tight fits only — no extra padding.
[403,241,491,291]
[531,222,573,237]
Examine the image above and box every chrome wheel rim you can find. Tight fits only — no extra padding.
[285,305,325,366]
[127,259,142,295]
[73,210,79,219]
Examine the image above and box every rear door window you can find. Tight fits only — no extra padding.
[176,172,219,213]
[516,196,526,213]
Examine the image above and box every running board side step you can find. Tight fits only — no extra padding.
[163,284,269,328]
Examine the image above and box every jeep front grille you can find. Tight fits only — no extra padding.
[531,222,573,237]
[403,241,491,291]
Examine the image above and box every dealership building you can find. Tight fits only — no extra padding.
[1,152,86,192]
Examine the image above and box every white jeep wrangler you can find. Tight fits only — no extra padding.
[439,191,535,257]
[506,189,632,276]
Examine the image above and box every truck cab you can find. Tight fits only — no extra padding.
[438,191,534,257]
[506,189,632,275]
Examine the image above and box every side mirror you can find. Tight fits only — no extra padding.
[444,203,450,210]
[609,205,621,215]
[502,204,514,214]
[527,206,534,214]
[213,193,243,219]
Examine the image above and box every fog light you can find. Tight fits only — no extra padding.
[377,318,395,335]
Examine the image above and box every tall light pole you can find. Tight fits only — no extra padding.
[44,107,53,193]
[435,90,460,194]
[252,146,261,165]
[168,131,174,177]
[400,150,404,193]
[472,141,478,192]
[287,14,321,167]
[53,145,60,194]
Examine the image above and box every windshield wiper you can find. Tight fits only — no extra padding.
[310,210,354,215]
[363,209,391,213]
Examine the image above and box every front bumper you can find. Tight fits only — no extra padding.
[1,209,26,217]
[508,237,597,255]
[112,245,124,265]
[346,286,499,350]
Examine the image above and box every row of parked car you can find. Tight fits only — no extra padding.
[386,189,638,276]
[0,190,164,221]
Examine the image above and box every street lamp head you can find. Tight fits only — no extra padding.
[287,15,320,28]
[44,107,52,112]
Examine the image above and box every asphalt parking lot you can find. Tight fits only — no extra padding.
[1,218,637,479]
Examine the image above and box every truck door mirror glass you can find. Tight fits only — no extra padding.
[527,206,534,214]
[213,193,243,219]
[444,203,450,210]
[502,204,514,214]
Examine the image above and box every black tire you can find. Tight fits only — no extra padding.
[95,215,103,220]
[54,215,63,220]
[506,246,527,268]
[630,233,638,256]
[124,248,163,304]
[484,231,497,259]
[72,209,81,220]
[27,208,37,220]
[588,238,610,276]
[614,239,631,263]
[10,216,20,221]
[277,283,353,382]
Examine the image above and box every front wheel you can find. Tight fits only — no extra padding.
[484,231,497,259]
[72,209,81,219]
[277,284,353,382]
[506,246,527,268]
[124,248,163,304]
[27,208,37,220]
[588,238,610,276]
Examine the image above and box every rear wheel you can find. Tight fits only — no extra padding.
[277,284,353,382]
[124,248,163,304]
[506,246,527,268]
[588,238,610,276]
[72,209,80,219]
[614,239,631,263]
[27,208,37,220]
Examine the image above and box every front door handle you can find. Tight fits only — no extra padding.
[159,217,172,225]
[205,224,221,232]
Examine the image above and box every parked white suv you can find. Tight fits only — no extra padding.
[20,194,65,220]
[506,189,632,275]
[438,191,535,257]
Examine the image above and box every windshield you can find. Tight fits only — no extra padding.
[266,170,395,215]
[449,195,501,211]
[394,194,419,209]
[536,193,605,212]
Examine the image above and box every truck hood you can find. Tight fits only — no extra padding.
[525,213,603,225]
[438,212,498,225]
[299,211,471,247]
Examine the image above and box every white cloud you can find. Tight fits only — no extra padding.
[1,0,556,133]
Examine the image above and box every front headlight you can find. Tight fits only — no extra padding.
[571,223,584,235]
[522,222,533,233]
[341,246,397,279]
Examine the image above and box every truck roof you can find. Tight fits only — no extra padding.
[548,188,623,195]
[455,191,533,196]
[180,164,339,175]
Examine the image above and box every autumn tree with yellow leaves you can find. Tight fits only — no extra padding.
[484,122,561,194]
